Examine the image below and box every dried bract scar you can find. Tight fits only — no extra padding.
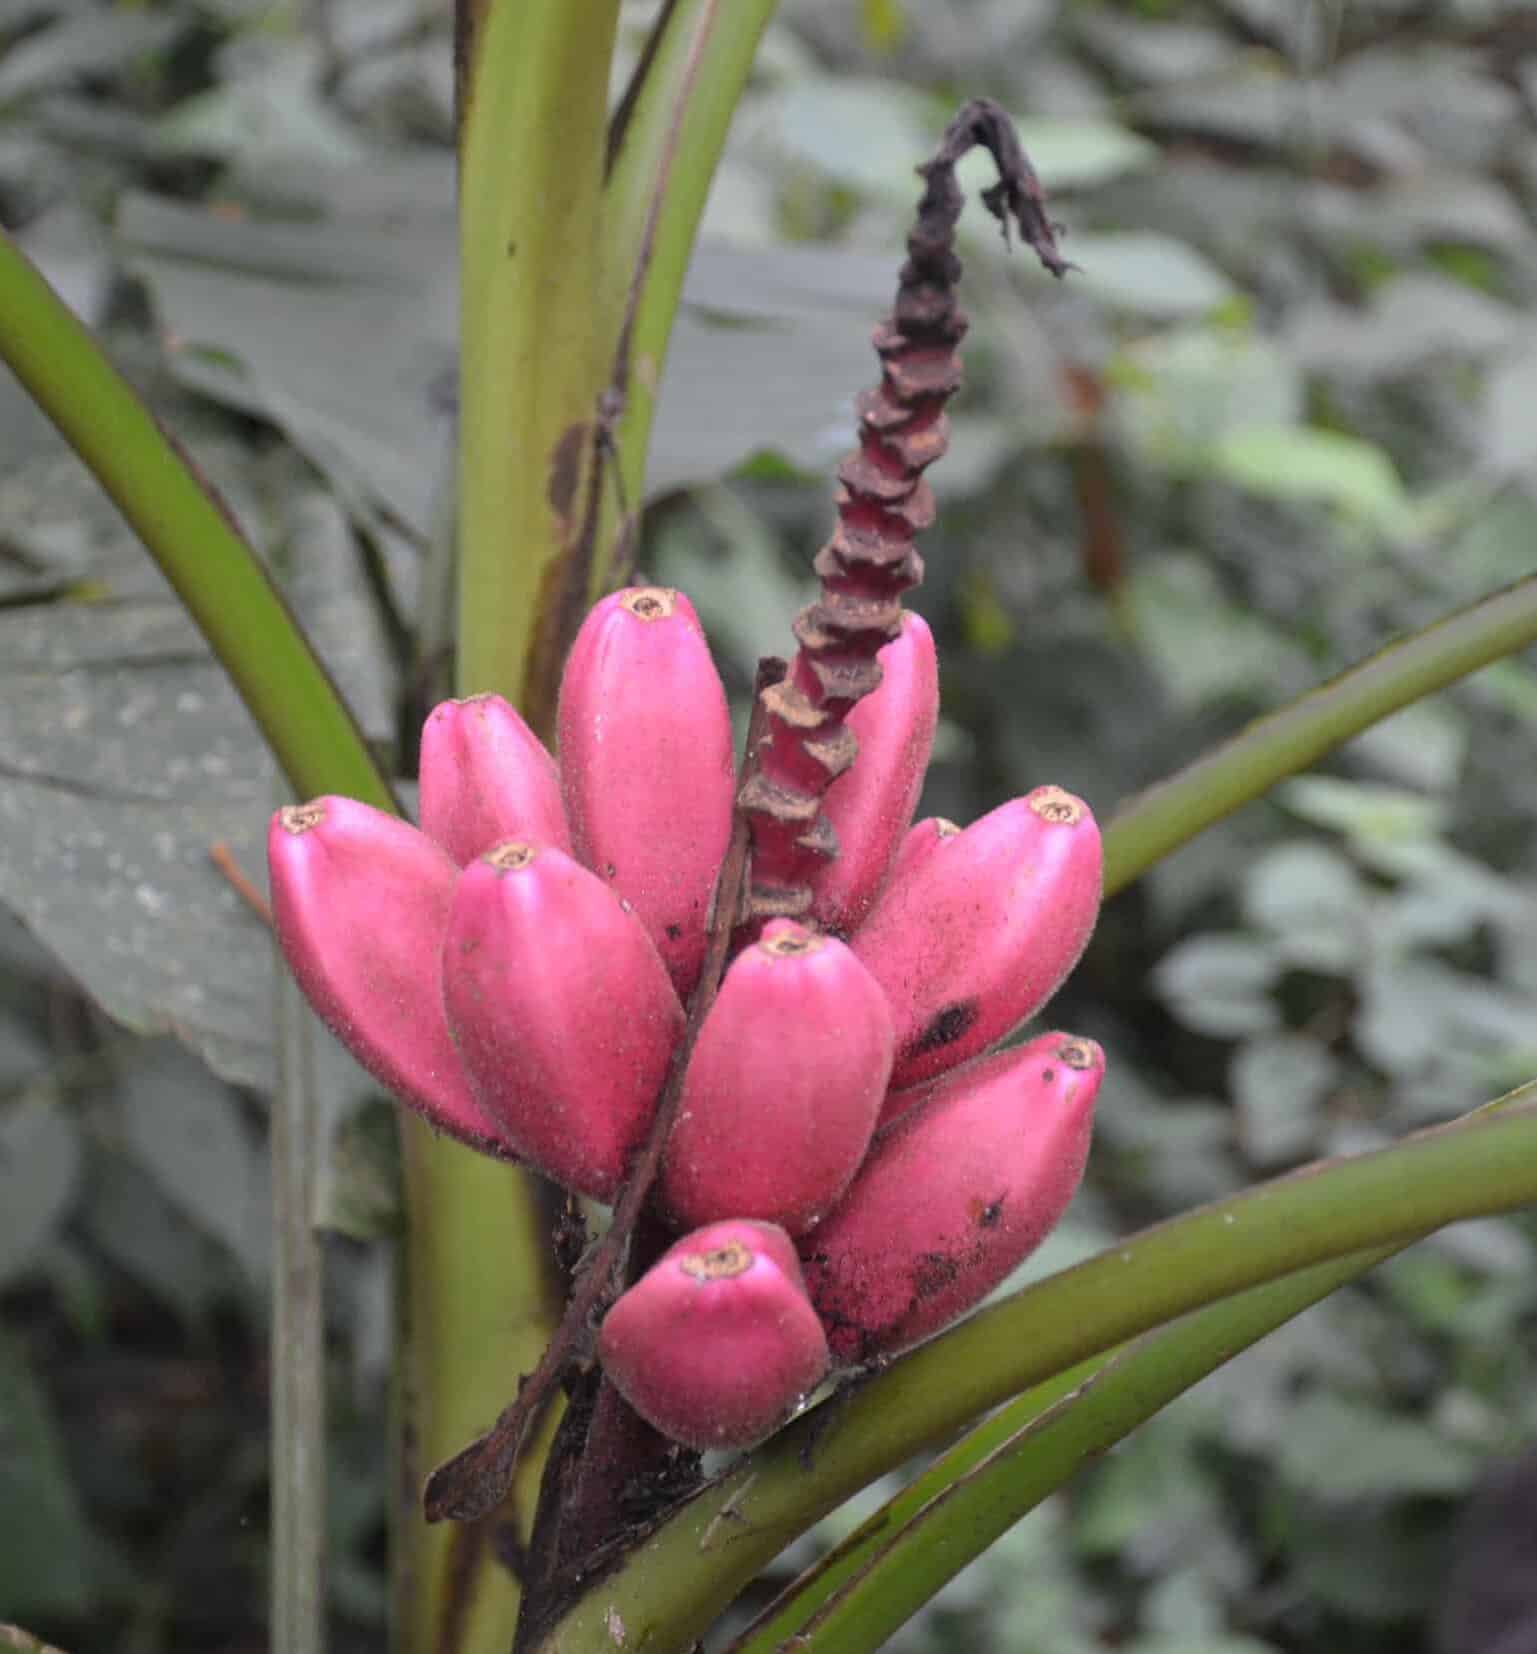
[809,612,939,937]
[802,1032,1105,1363]
[440,840,685,1203]
[267,796,513,1158]
[660,919,894,1236]
[418,693,569,867]
[598,1220,831,1451]
[852,786,1102,1088]
[557,587,736,1001]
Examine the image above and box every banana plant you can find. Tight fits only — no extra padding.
[2,5,1536,1653]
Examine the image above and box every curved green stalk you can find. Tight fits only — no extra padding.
[0,227,394,812]
[429,9,625,1648]
[397,1141,566,1654]
[1104,573,1537,895]
[457,0,620,722]
[536,1088,1537,1651]
[732,1356,1110,1654]
[746,1246,1398,1654]
[741,1091,1537,1650]
[600,0,779,522]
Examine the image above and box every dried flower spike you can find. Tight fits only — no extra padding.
[740,98,1069,929]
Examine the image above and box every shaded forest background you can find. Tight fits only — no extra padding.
[2,1,1536,1649]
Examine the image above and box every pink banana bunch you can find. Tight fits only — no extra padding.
[268,580,1107,1453]
[268,588,729,1196]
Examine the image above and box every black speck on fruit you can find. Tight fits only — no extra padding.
[912,1250,960,1299]
[907,1000,978,1058]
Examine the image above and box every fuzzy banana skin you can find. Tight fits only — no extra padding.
[418,693,569,866]
[852,785,1102,1088]
[887,814,960,892]
[558,587,736,1000]
[660,919,895,1236]
[810,612,939,937]
[441,841,685,1202]
[267,797,512,1158]
[801,1033,1105,1364]
[598,1220,830,1451]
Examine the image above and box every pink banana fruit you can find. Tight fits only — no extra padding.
[809,612,939,936]
[418,693,568,866]
[660,919,894,1235]
[802,1032,1105,1363]
[267,797,512,1158]
[851,785,1102,1088]
[558,587,736,1000]
[598,1219,830,1451]
[441,841,684,1202]
[888,815,959,890]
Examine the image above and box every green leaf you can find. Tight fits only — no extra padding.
[1343,701,1467,794]
[0,9,178,105]
[1075,1407,1218,1557]
[1129,554,1308,707]
[1231,1035,1338,1165]
[1481,332,1537,475]
[1154,934,1283,1037]
[1286,1499,1444,1621]
[156,38,368,168]
[0,1090,79,1287]
[0,452,390,1090]
[1208,426,1407,525]
[80,1151,234,1322]
[1289,277,1514,381]
[1007,117,1158,189]
[763,76,930,197]
[0,1332,96,1618]
[652,309,873,493]
[767,80,1153,200]
[119,192,453,540]
[117,1039,270,1284]
[1069,232,1235,318]
[859,0,907,52]
[0,588,274,1086]
[1241,842,1369,973]
[1276,1394,1480,1499]
[1114,325,1302,469]
[1132,1641,1280,1654]
[0,218,397,816]
[1279,777,1447,848]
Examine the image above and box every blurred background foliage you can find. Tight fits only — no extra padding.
[1,0,1536,1649]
